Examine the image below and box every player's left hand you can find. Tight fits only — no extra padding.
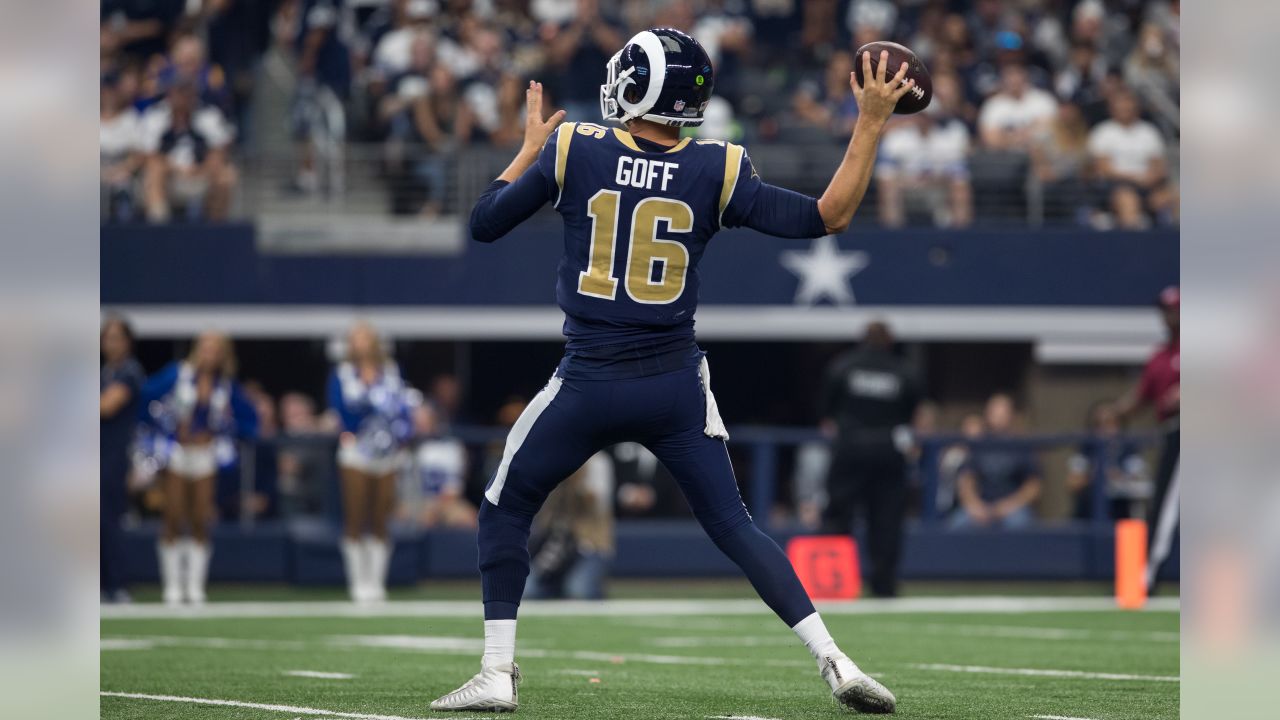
[522,81,567,153]
[851,50,916,126]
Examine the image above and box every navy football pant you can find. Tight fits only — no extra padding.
[478,362,816,626]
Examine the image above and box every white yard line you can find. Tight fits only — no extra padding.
[101,635,311,651]
[284,670,355,680]
[102,632,812,668]
[100,691,470,720]
[337,635,811,668]
[649,635,796,648]
[101,596,1179,620]
[874,622,1178,643]
[707,715,785,720]
[913,663,1179,683]
[1031,715,1103,720]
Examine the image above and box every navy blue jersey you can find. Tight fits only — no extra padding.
[549,122,767,346]
[471,122,826,378]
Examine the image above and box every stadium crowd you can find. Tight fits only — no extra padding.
[101,0,1179,228]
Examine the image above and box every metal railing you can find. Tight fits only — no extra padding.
[233,427,1160,533]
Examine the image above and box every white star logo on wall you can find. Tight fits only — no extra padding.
[780,236,870,306]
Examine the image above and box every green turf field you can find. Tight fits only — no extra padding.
[101,595,1178,720]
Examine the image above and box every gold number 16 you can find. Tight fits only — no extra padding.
[577,190,693,305]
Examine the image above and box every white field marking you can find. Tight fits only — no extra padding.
[649,635,796,648]
[99,632,811,669]
[100,596,1179,620]
[100,638,158,651]
[331,635,811,668]
[100,635,311,651]
[707,716,784,720]
[100,691,469,720]
[912,663,1179,683]
[284,670,355,680]
[336,635,485,652]
[874,622,1178,643]
[1031,715,1102,720]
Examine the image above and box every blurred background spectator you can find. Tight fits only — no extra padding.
[524,452,616,600]
[1087,89,1176,229]
[1066,400,1151,521]
[951,393,1042,530]
[97,0,1179,230]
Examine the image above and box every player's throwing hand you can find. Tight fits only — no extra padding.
[851,50,916,125]
[522,81,567,153]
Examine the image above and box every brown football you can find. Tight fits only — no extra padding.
[853,41,932,115]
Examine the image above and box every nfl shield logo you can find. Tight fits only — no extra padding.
[673,100,686,112]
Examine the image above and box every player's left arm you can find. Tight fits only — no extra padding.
[721,51,913,238]
[469,81,566,243]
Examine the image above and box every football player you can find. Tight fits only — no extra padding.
[432,28,915,714]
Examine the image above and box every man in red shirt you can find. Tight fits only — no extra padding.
[1117,286,1179,594]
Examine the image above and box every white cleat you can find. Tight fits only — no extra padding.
[430,662,521,713]
[822,653,896,714]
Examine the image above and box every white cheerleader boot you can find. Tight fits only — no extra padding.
[182,539,210,606]
[363,537,391,603]
[157,541,183,607]
[340,537,366,603]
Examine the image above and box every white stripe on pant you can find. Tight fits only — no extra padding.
[485,376,564,506]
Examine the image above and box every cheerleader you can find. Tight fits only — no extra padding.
[141,331,258,606]
[328,322,417,603]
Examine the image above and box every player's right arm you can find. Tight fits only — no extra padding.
[815,50,915,233]
[469,82,566,243]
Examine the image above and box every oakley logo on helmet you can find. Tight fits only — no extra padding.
[600,28,714,128]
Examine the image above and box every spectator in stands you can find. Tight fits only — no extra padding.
[372,0,437,77]
[1087,89,1177,229]
[929,70,977,133]
[875,112,973,228]
[276,391,332,517]
[406,404,477,529]
[543,0,624,121]
[428,373,465,429]
[140,80,238,222]
[156,35,234,118]
[1067,400,1151,521]
[1054,41,1107,108]
[290,0,351,196]
[241,380,279,440]
[407,64,474,215]
[689,0,753,105]
[101,72,145,222]
[328,322,419,603]
[101,316,145,603]
[950,393,1041,530]
[101,0,185,63]
[935,412,985,515]
[792,50,860,140]
[978,63,1057,152]
[1123,22,1180,136]
[1030,103,1091,224]
[141,331,259,605]
[524,452,616,600]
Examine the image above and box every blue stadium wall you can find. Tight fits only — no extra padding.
[102,220,1177,308]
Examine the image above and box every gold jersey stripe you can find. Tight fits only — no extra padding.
[554,122,577,207]
[719,142,745,223]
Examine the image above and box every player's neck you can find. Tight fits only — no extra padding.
[626,120,680,148]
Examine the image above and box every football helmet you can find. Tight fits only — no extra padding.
[600,28,714,127]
